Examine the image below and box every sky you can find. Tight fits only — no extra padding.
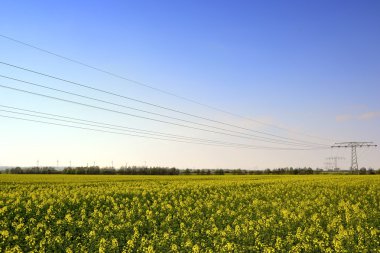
[0,0,379,169]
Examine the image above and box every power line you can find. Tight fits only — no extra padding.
[0,34,334,142]
[1,105,330,151]
[0,104,229,143]
[0,107,278,147]
[0,83,328,148]
[0,113,252,149]
[0,74,326,147]
[1,110,326,150]
[0,111,260,148]
[0,62,330,147]
[0,113,328,151]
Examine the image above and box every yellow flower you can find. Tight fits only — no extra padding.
[192,244,200,253]
[171,244,178,252]
[1,230,9,238]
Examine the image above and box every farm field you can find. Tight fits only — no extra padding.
[0,175,379,252]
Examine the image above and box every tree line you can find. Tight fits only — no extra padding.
[2,166,380,175]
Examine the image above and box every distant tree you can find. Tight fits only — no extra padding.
[367,168,375,175]
[101,167,116,175]
[359,167,367,175]
[214,169,225,175]
[10,167,23,174]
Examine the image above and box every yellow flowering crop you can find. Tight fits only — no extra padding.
[0,174,379,252]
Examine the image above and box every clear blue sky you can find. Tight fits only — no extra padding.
[0,0,379,169]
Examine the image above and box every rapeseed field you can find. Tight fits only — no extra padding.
[0,175,379,252]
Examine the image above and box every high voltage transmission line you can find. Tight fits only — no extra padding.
[1,105,284,148]
[0,105,263,146]
[0,114,255,149]
[0,62,329,147]
[0,113,328,151]
[0,105,331,152]
[0,83,328,148]
[0,34,334,143]
[0,74,327,147]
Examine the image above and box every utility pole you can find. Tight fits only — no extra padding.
[326,156,345,171]
[331,142,377,172]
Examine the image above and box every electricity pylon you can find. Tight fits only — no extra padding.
[331,142,377,172]
[326,156,345,171]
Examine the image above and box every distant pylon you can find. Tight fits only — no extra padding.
[331,142,377,172]
[326,156,345,170]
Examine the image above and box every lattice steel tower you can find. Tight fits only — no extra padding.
[331,142,377,171]
[326,156,345,170]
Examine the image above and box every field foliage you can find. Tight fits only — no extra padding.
[0,175,379,252]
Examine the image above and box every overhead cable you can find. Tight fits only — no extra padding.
[0,63,329,147]
[0,34,335,142]
[0,83,328,148]
[0,113,329,151]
